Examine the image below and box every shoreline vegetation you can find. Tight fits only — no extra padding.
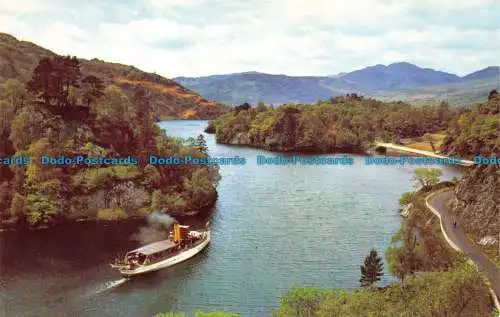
[205,97,453,154]
[155,173,499,317]
[0,54,220,231]
[205,92,498,160]
[1,34,498,317]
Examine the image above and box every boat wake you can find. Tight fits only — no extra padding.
[88,278,128,296]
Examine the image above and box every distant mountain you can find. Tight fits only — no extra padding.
[462,66,500,81]
[174,72,355,105]
[327,72,347,78]
[340,62,461,90]
[372,76,499,107]
[0,32,229,119]
[174,62,498,106]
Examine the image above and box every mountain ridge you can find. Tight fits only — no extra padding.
[174,63,499,106]
[0,32,230,119]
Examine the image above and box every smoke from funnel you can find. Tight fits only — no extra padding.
[148,211,176,230]
[132,211,177,245]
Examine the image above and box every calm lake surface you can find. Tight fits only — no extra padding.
[0,120,462,317]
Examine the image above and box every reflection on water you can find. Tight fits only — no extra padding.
[0,120,462,317]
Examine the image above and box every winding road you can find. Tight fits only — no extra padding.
[427,190,500,306]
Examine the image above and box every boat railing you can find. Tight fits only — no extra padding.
[110,255,137,270]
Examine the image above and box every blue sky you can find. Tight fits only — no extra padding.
[1,0,499,77]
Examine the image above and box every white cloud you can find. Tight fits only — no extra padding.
[99,19,197,44]
[0,0,73,13]
[0,0,51,12]
[149,0,202,8]
[1,0,499,77]
[0,15,31,37]
[34,22,91,58]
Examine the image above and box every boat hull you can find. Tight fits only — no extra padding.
[117,231,211,277]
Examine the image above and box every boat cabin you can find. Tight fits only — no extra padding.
[122,224,203,267]
[125,239,178,265]
[111,222,211,275]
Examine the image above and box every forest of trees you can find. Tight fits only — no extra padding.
[442,90,499,158]
[206,91,499,159]
[206,96,457,153]
[0,55,219,228]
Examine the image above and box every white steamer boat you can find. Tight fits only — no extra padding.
[111,222,210,277]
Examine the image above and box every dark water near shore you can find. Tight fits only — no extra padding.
[0,120,461,317]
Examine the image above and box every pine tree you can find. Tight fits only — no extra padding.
[27,55,81,107]
[27,57,54,105]
[488,89,499,100]
[359,249,384,288]
[196,134,208,156]
[135,87,157,167]
[81,75,105,106]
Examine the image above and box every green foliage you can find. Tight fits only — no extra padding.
[10,192,27,219]
[80,142,109,156]
[154,313,187,317]
[152,191,187,214]
[386,192,460,275]
[423,133,436,152]
[317,289,387,317]
[412,168,442,191]
[9,106,44,151]
[0,100,15,133]
[143,164,161,189]
[135,87,157,167]
[0,36,222,228]
[442,95,499,158]
[194,312,241,317]
[196,134,208,156]
[386,234,419,282]
[248,110,277,143]
[72,166,141,190]
[182,167,218,210]
[185,134,209,156]
[26,138,54,184]
[359,249,384,288]
[154,312,241,317]
[273,261,492,317]
[135,207,152,216]
[488,89,499,100]
[26,190,61,226]
[398,191,415,207]
[274,288,327,317]
[81,75,104,106]
[151,189,162,211]
[94,85,135,122]
[27,55,82,107]
[96,208,127,220]
[383,261,492,317]
[1,78,29,110]
[208,97,458,153]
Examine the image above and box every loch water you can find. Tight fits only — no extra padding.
[0,120,462,317]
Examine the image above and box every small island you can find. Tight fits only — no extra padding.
[205,92,497,159]
[0,48,223,230]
